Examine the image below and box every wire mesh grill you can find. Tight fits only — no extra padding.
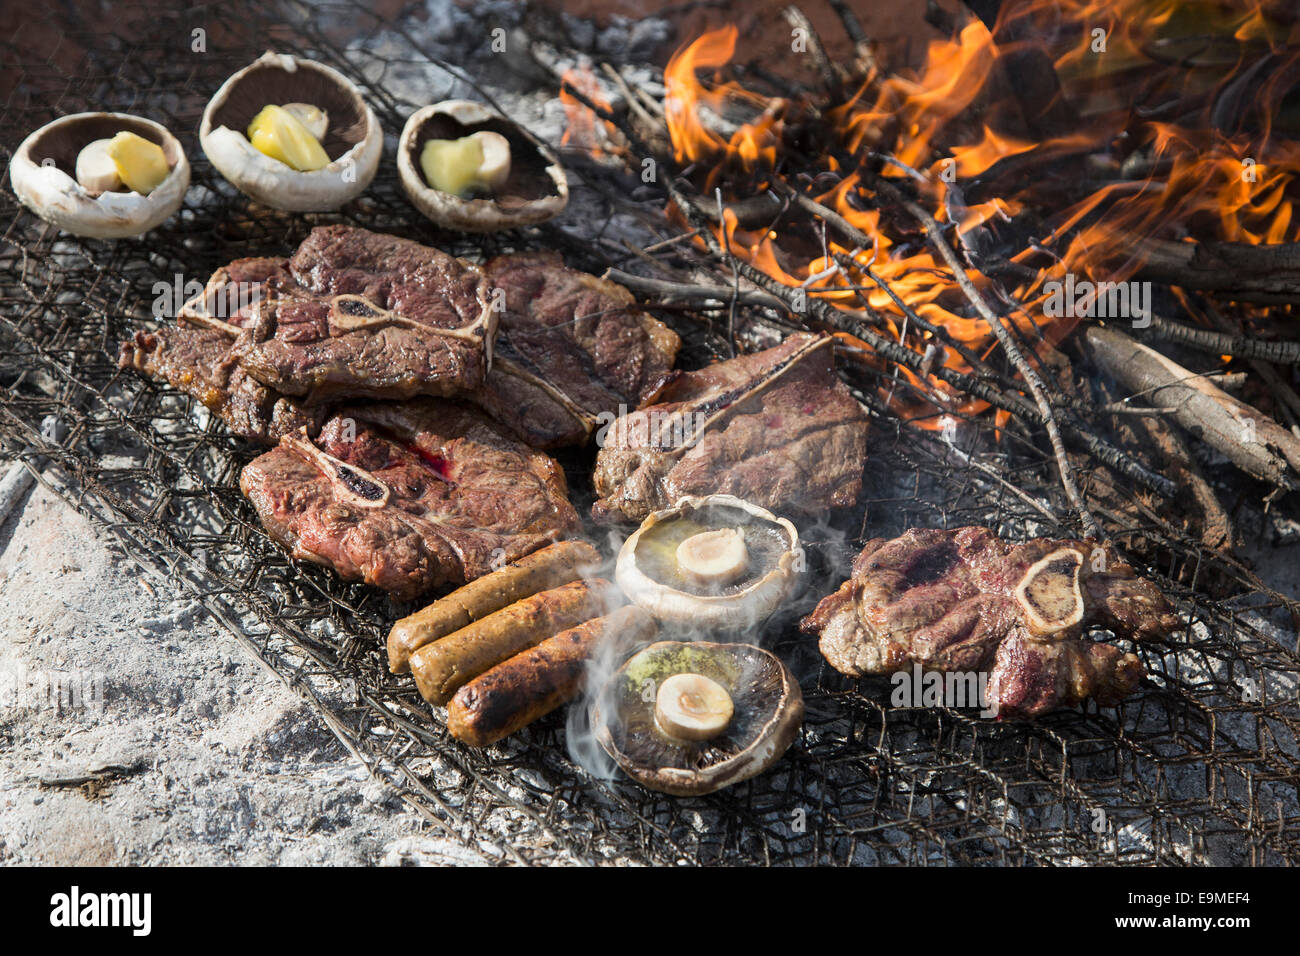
[1,0,1298,865]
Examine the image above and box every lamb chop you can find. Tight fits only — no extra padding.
[472,251,681,448]
[590,332,870,523]
[239,399,580,600]
[800,527,1181,717]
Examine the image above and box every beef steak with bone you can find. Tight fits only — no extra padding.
[120,227,679,449]
[239,399,579,601]
[591,332,870,523]
[800,527,1181,717]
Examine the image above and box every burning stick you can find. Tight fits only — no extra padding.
[873,176,1100,538]
[558,69,1175,500]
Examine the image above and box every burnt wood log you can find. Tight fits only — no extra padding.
[1136,237,1300,305]
[1086,324,1300,492]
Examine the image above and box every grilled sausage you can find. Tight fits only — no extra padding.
[410,578,619,705]
[388,540,601,673]
[447,606,658,747]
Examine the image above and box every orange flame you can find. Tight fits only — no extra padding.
[572,1,1300,429]
[560,66,615,158]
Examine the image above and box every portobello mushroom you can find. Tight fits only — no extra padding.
[615,494,801,630]
[200,51,381,211]
[591,640,803,796]
[9,112,189,238]
[397,99,568,232]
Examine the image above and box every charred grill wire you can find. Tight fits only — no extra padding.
[1,0,1298,865]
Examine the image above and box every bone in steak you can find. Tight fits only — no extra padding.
[590,333,869,522]
[472,251,681,447]
[121,226,494,429]
[239,399,580,600]
[233,225,494,402]
[800,527,1181,717]
[118,257,324,444]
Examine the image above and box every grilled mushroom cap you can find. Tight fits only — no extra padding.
[397,100,568,232]
[615,494,801,630]
[592,640,803,796]
[9,113,189,238]
[200,51,381,211]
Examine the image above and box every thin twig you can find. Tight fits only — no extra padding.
[874,177,1101,537]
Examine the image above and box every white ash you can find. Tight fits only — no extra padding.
[0,479,484,865]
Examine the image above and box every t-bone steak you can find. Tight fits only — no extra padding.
[239,399,580,600]
[472,251,681,448]
[800,527,1182,717]
[591,332,869,522]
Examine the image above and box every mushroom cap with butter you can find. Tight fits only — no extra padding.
[9,112,189,239]
[615,494,801,631]
[591,640,804,796]
[397,100,568,232]
[200,51,381,212]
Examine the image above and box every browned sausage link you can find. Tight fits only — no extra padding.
[447,606,658,747]
[387,540,601,673]
[410,578,619,705]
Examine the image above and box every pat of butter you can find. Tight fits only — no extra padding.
[247,104,330,172]
[419,131,511,198]
[104,131,170,195]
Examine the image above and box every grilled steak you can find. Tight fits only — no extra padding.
[800,527,1181,717]
[239,399,580,600]
[121,227,494,431]
[591,333,869,522]
[233,225,493,402]
[473,252,680,447]
[118,257,324,444]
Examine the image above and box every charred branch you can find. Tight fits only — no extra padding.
[1137,237,1300,305]
[1086,325,1300,492]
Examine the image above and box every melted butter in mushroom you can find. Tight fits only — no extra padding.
[592,640,804,796]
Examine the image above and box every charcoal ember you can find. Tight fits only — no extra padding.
[473,251,681,448]
[800,527,1181,717]
[590,332,869,523]
[239,399,580,600]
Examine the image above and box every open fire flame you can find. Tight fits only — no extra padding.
[571,0,1300,430]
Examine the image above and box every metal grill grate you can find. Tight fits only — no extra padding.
[1,0,1297,865]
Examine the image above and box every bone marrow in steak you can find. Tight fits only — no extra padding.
[800,527,1181,717]
[591,333,869,522]
[239,399,580,601]
[473,252,680,447]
